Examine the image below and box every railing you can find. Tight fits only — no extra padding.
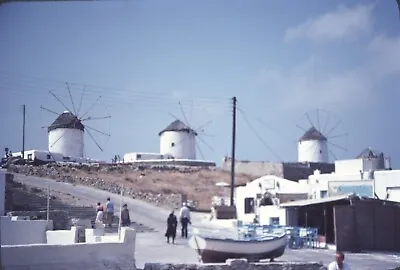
[237,223,320,249]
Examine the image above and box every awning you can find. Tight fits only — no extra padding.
[280,194,354,208]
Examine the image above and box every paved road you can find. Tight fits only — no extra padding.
[11,173,400,270]
[12,173,207,233]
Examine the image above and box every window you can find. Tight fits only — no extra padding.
[171,142,175,147]
[63,157,70,161]
[320,190,328,198]
[27,154,33,160]
[244,197,255,214]
[137,154,142,159]
[46,154,51,159]
[270,217,280,225]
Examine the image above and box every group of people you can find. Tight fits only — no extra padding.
[165,202,191,244]
[95,197,132,228]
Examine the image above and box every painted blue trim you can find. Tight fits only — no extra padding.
[198,234,286,243]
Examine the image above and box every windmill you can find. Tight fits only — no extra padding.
[40,82,111,159]
[158,102,214,161]
[296,109,348,163]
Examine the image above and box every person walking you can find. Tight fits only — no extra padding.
[328,251,351,270]
[121,204,131,227]
[179,202,191,239]
[165,211,178,244]
[95,202,104,228]
[105,197,114,228]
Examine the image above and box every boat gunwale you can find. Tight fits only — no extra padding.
[194,233,287,243]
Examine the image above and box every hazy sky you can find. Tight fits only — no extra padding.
[0,0,399,166]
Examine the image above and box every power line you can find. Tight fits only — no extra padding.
[0,72,229,103]
[3,93,233,120]
[0,76,233,116]
[237,106,282,161]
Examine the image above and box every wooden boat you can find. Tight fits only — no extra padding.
[188,229,287,263]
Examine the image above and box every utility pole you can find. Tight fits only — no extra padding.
[230,96,237,207]
[22,104,26,159]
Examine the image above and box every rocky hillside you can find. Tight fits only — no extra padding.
[7,163,253,210]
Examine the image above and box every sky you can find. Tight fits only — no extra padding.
[0,0,399,166]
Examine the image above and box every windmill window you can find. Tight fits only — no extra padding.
[320,150,322,153]
[46,154,51,159]
[171,142,175,147]
[244,197,255,214]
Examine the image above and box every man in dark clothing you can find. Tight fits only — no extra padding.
[165,211,178,244]
[121,204,131,226]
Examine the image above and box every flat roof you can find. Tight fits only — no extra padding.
[280,194,353,207]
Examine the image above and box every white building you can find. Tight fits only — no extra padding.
[11,149,100,164]
[235,175,308,226]
[298,127,329,163]
[159,119,197,160]
[298,147,399,201]
[48,111,84,158]
[12,150,63,164]
[123,152,173,163]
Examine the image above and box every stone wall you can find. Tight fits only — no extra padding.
[221,158,284,178]
[143,259,327,270]
[5,173,14,212]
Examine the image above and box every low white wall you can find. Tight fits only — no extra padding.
[2,227,136,270]
[85,228,107,243]
[46,227,78,245]
[1,216,52,245]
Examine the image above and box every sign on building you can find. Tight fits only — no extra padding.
[328,180,374,198]
[262,178,275,190]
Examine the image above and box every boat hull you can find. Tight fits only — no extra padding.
[200,244,285,263]
[189,233,287,263]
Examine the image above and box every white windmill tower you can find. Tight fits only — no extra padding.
[296,109,348,163]
[298,126,329,163]
[41,83,111,159]
[158,102,214,160]
[159,119,197,160]
[48,111,85,157]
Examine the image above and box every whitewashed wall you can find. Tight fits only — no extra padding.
[259,205,287,226]
[335,159,364,175]
[374,170,400,202]
[123,152,164,162]
[302,168,400,200]
[0,170,5,216]
[1,217,52,245]
[48,128,84,158]
[298,140,328,163]
[160,131,196,160]
[46,227,78,245]
[2,227,136,270]
[335,158,385,175]
[235,175,306,224]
